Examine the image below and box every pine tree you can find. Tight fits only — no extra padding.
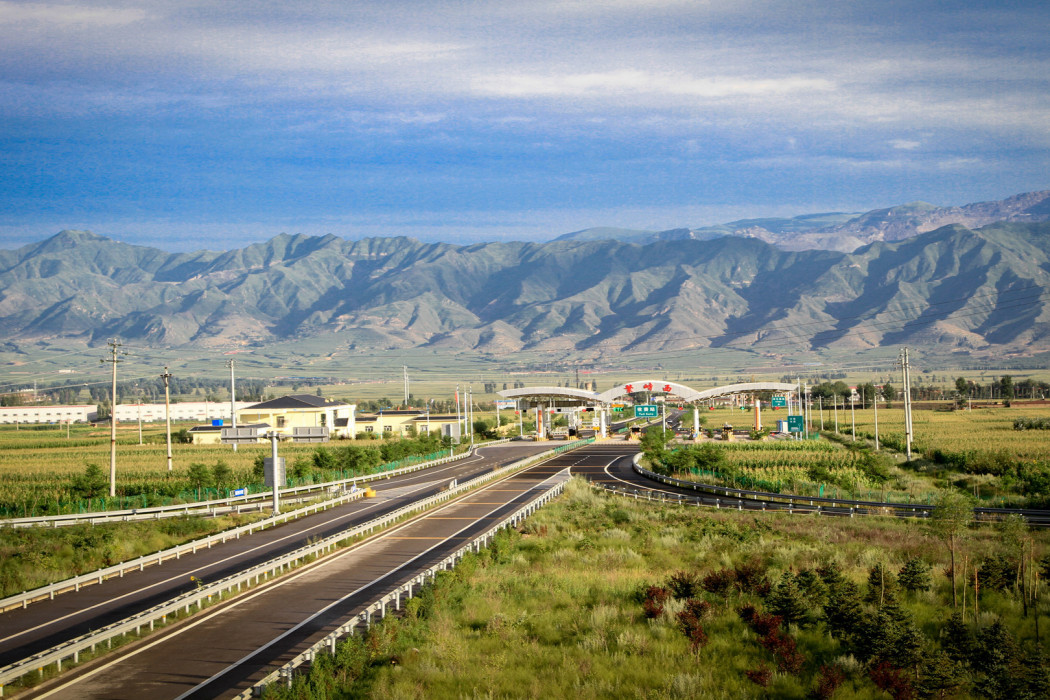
[796,568,828,607]
[916,649,965,699]
[972,619,1021,700]
[768,572,810,627]
[940,611,973,665]
[898,557,932,594]
[823,580,864,641]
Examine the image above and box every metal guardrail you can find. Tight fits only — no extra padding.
[233,469,571,698]
[0,447,489,613]
[0,439,589,694]
[629,454,1050,523]
[0,443,512,529]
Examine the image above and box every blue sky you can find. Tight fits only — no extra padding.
[1,0,1048,251]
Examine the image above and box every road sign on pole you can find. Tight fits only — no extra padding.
[771,396,787,408]
[787,415,804,432]
[634,405,659,418]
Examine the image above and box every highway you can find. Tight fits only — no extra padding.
[0,441,553,672]
[14,441,612,699]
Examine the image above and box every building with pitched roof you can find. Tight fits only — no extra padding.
[236,394,356,438]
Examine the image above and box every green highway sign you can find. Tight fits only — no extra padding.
[787,415,804,432]
[634,405,659,418]
[771,396,787,408]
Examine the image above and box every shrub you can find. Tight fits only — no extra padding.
[869,661,915,700]
[745,665,772,687]
[701,568,736,597]
[667,570,699,600]
[642,585,669,619]
[814,664,845,699]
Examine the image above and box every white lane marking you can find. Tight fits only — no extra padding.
[32,467,568,700]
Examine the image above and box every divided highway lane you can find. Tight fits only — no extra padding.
[0,442,553,669]
[567,442,860,515]
[26,455,576,699]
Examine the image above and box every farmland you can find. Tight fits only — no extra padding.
[671,404,1050,507]
[0,422,462,518]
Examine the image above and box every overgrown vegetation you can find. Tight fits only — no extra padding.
[261,478,1050,699]
[0,512,262,597]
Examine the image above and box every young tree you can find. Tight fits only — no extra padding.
[768,572,810,627]
[865,563,899,607]
[898,558,932,594]
[72,463,109,499]
[187,462,211,500]
[823,580,864,641]
[997,513,1029,595]
[212,459,232,492]
[927,491,974,608]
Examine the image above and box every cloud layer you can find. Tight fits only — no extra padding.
[1,0,1048,250]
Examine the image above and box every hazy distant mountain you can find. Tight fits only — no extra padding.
[555,190,1050,253]
[1,221,1048,357]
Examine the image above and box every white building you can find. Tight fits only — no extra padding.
[0,405,96,424]
[114,401,257,423]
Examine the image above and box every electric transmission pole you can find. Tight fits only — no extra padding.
[899,348,914,460]
[101,339,124,497]
[162,366,174,473]
[226,359,237,452]
[403,365,409,406]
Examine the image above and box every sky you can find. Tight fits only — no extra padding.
[1,0,1049,252]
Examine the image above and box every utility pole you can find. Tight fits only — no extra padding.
[455,385,461,444]
[873,385,880,451]
[403,365,409,406]
[162,367,173,473]
[101,338,124,498]
[226,359,238,452]
[899,348,914,459]
[468,386,474,447]
[850,393,856,442]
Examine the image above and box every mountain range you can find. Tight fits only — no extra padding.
[558,190,1050,253]
[2,204,1049,358]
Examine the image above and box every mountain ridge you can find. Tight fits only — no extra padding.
[1,221,1048,358]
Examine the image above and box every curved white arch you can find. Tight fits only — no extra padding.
[497,386,601,403]
[500,381,800,407]
[693,382,798,401]
[596,380,703,403]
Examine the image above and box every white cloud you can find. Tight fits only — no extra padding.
[0,1,145,26]
[471,70,834,100]
[889,139,921,150]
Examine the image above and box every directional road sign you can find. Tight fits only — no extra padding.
[771,396,787,408]
[634,405,659,418]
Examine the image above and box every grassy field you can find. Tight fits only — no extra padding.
[262,478,1050,699]
[0,511,267,598]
